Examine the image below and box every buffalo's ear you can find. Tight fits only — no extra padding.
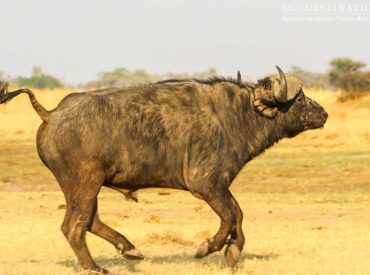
[253,99,278,118]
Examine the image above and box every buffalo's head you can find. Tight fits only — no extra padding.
[253,66,328,138]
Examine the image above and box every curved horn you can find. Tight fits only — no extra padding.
[237,70,242,84]
[274,66,288,103]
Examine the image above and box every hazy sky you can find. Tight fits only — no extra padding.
[1,0,369,84]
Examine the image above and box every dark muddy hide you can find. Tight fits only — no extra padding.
[0,67,327,273]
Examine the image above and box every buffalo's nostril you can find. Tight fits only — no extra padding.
[323,111,328,119]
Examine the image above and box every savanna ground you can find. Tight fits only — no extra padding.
[0,88,370,274]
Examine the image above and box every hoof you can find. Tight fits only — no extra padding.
[97,267,109,274]
[86,266,109,274]
[123,248,145,260]
[224,243,241,267]
[195,238,212,258]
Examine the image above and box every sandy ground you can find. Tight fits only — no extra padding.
[1,191,370,275]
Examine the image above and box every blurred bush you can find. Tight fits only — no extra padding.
[15,66,63,89]
[328,58,370,101]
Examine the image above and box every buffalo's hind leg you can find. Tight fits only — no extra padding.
[59,172,108,273]
[89,201,144,260]
[195,186,241,266]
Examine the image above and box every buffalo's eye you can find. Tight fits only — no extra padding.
[296,96,304,103]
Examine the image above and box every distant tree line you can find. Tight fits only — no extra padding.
[1,59,369,101]
[0,66,218,90]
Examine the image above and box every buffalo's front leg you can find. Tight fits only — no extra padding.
[224,195,244,267]
[89,201,144,260]
[195,186,239,265]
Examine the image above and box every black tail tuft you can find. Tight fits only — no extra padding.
[0,81,10,103]
[0,82,49,122]
[0,81,8,94]
[0,81,25,104]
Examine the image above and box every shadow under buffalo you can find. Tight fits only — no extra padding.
[56,252,279,272]
[150,252,279,265]
[57,256,140,273]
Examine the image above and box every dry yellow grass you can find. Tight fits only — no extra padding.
[1,191,370,275]
[0,87,370,274]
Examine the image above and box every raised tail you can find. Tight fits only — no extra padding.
[0,81,49,122]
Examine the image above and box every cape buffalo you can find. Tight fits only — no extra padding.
[0,66,328,273]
